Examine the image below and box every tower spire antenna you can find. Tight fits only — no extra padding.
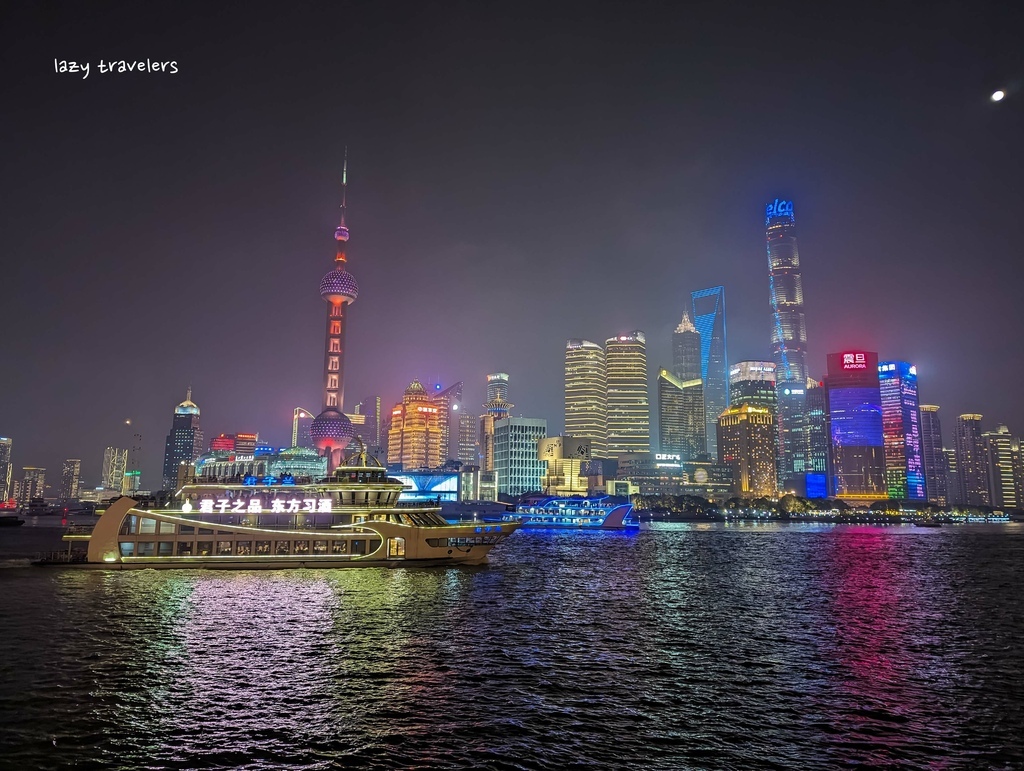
[340,146,348,227]
[334,147,350,253]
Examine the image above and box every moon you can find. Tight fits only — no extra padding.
[991,90,1006,102]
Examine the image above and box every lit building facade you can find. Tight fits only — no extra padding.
[672,311,702,382]
[309,156,359,469]
[387,380,442,470]
[919,405,948,506]
[352,396,383,448]
[605,331,650,458]
[766,199,809,491]
[878,361,925,500]
[613,452,733,499]
[982,424,1017,510]
[716,404,777,497]
[824,351,886,501]
[195,446,327,481]
[729,361,777,415]
[691,287,728,458]
[494,417,547,497]
[564,339,607,458]
[457,409,479,466]
[657,368,705,461]
[539,436,591,496]
[0,437,11,501]
[480,373,513,472]
[161,388,204,490]
[944,448,959,505]
[954,414,989,506]
[59,458,81,501]
[17,467,46,505]
[804,380,829,498]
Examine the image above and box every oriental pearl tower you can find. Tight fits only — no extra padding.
[309,153,359,470]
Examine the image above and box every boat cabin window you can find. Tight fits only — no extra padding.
[137,542,155,556]
[294,541,310,555]
[387,537,406,558]
[255,541,271,554]
[119,542,134,557]
[177,542,193,556]
[275,541,290,555]
[159,521,175,534]
[197,541,213,556]
[216,541,232,556]
[179,525,195,534]
[139,518,157,534]
[313,540,327,554]
[158,542,173,557]
[235,541,252,555]
[331,540,348,555]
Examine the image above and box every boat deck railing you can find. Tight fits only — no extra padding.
[36,551,89,564]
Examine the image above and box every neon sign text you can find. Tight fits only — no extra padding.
[196,498,332,515]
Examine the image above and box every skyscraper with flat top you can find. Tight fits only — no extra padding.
[919,405,947,505]
[878,361,925,500]
[983,425,1018,510]
[59,459,81,501]
[0,438,11,501]
[691,287,727,458]
[729,361,777,415]
[766,199,809,491]
[605,332,651,458]
[954,414,989,506]
[717,404,777,497]
[564,339,607,458]
[824,351,886,501]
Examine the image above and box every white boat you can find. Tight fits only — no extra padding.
[39,450,520,569]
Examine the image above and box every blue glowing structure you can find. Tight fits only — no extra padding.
[508,496,636,529]
[690,286,728,458]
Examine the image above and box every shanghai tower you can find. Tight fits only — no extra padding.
[766,198,808,491]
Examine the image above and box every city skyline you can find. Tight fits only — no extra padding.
[4,3,1023,488]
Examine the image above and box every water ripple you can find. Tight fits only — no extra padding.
[0,523,1022,769]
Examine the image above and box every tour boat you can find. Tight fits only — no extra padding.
[38,449,520,569]
[501,496,636,529]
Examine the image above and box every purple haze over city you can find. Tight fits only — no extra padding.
[3,1,1023,489]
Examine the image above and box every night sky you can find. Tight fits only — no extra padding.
[4,1,1023,491]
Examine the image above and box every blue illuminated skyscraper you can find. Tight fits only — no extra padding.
[879,361,925,500]
[690,286,727,458]
[766,199,809,491]
[824,351,886,501]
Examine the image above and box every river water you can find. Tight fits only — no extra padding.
[1,521,1022,770]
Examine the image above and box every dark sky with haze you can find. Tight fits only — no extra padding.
[3,0,1023,491]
